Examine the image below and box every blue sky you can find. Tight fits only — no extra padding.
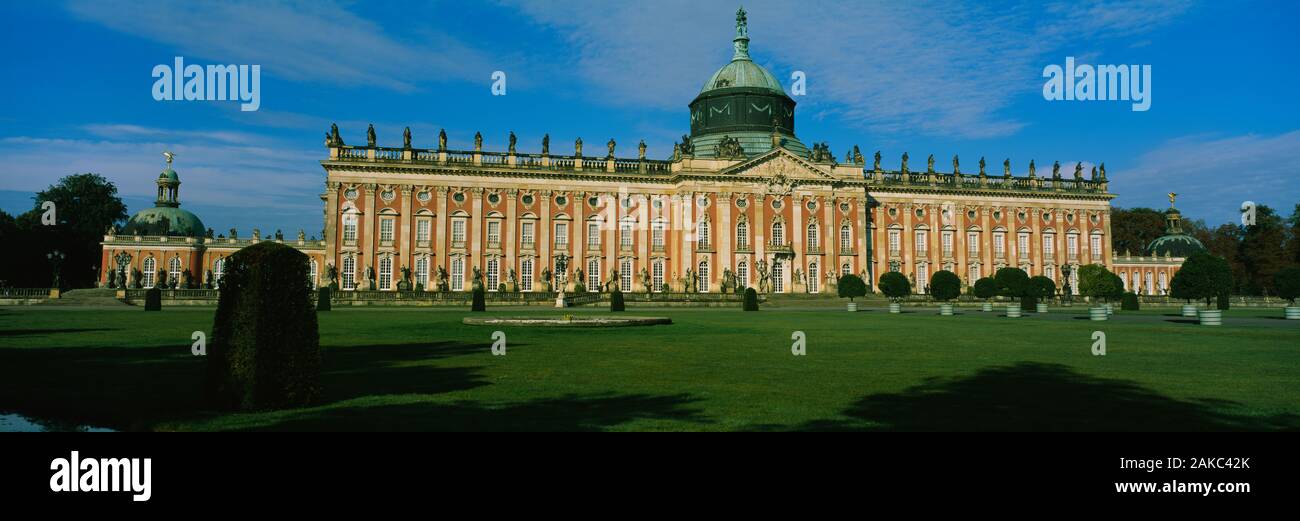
[1,0,1297,236]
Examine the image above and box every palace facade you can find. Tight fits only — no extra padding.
[98,8,1188,297]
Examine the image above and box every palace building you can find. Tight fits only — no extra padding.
[98,8,1185,298]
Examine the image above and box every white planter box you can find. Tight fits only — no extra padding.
[847,302,858,312]
[1089,307,1108,321]
[1006,304,1021,318]
[939,303,954,316]
[1181,304,1198,317]
[1286,306,1300,320]
[1036,303,1048,313]
[889,302,901,314]
[1199,309,1222,326]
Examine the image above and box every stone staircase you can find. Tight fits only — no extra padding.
[37,288,130,307]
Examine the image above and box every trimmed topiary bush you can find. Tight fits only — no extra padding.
[471,287,486,311]
[743,287,759,311]
[1273,266,1300,305]
[1029,275,1056,301]
[316,287,331,311]
[1171,252,1234,307]
[144,287,162,311]
[972,277,997,302]
[837,273,867,302]
[610,289,625,311]
[206,241,321,411]
[994,267,1029,302]
[1078,264,1120,305]
[928,270,961,302]
[878,271,911,302]
[1020,293,1038,312]
[1121,291,1140,311]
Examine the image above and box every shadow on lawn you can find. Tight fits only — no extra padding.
[783,362,1300,432]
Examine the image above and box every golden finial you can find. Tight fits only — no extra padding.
[1167,192,1176,206]
[163,150,175,168]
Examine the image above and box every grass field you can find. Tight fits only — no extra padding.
[1,304,1297,431]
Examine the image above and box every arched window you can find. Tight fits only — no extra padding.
[737,260,749,288]
[521,258,534,292]
[1144,271,1153,295]
[697,220,710,249]
[415,256,429,289]
[620,258,633,292]
[697,260,710,293]
[213,257,225,288]
[772,260,784,293]
[736,221,749,249]
[772,222,785,245]
[652,259,664,292]
[587,258,601,292]
[808,262,820,293]
[841,263,851,276]
[168,257,182,287]
[378,256,393,290]
[840,225,852,250]
[451,257,464,291]
[487,258,500,291]
[807,224,819,249]
[309,259,318,289]
[142,257,156,288]
[342,255,355,290]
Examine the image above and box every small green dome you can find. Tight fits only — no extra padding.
[701,59,785,96]
[159,168,180,182]
[122,206,206,237]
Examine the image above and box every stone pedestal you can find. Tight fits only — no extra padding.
[555,289,568,308]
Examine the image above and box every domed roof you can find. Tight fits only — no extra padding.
[1145,205,1205,258]
[159,168,180,182]
[701,59,785,96]
[122,206,206,237]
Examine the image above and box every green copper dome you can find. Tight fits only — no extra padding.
[1145,206,1206,258]
[701,59,785,95]
[121,159,206,237]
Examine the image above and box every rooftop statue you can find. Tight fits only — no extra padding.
[853,145,863,165]
[575,137,583,157]
[366,124,376,147]
[1168,192,1177,206]
[1052,160,1061,179]
[1003,158,1011,177]
[927,154,935,173]
[542,133,550,155]
[403,126,411,149]
[716,135,745,159]
[953,154,960,175]
[639,140,647,159]
[1073,162,1083,180]
[1091,165,1098,181]
[1029,159,1037,177]
[680,134,694,155]
[874,150,882,171]
[474,132,483,152]
[508,131,517,154]
[901,152,909,174]
[438,129,447,150]
[329,123,342,146]
[1099,162,1107,180]
[979,156,986,176]
[607,138,616,157]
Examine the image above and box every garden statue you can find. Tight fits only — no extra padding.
[638,267,650,293]
[722,268,735,293]
[508,131,517,153]
[794,267,805,289]
[365,265,376,290]
[438,128,447,150]
[541,133,549,155]
[107,270,117,289]
[638,140,647,160]
[607,138,616,157]
[953,155,960,175]
[684,267,696,293]
[873,150,881,171]
[575,137,583,157]
[607,268,619,292]
[326,264,338,288]
[471,266,484,291]
[541,267,553,292]
[474,132,483,151]
[436,266,449,292]
[205,269,215,289]
[366,124,376,147]
[403,126,411,149]
[756,259,770,293]
[399,267,412,291]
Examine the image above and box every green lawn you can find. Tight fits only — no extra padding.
[1,304,1297,431]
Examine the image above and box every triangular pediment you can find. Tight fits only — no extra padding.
[720,147,836,183]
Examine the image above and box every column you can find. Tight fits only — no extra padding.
[324,181,340,271]
[435,187,448,271]
[399,185,413,274]
[470,187,483,274]
[718,192,732,276]
[506,189,518,277]
[363,183,377,276]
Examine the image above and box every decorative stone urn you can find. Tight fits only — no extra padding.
[1181,304,1197,317]
[1089,306,1108,321]
[1199,309,1223,326]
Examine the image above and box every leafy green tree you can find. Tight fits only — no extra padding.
[836,273,867,302]
[928,270,961,302]
[878,271,910,302]
[1028,275,1056,300]
[1237,205,1287,296]
[1273,266,1300,305]
[10,174,129,288]
[971,277,997,302]
[993,267,1029,302]
[1110,207,1167,254]
[1077,264,1120,303]
[1170,252,1234,306]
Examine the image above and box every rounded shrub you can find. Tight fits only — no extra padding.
[471,287,486,312]
[994,267,1029,302]
[743,287,759,311]
[144,287,162,311]
[972,277,997,301]
[1020,293,1038,312]
[205,241,321,411]
[316,287,331,311]
[610,288,625,312]
[928,270,961,302]
[1121,291,1140,311]
[1029,275,1056,301]
[878,271,911,302]
[837,273,867,302]
[1274,266,1300,305]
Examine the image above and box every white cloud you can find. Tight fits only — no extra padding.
[502,0,1192,139]
[64,0,504,91]
[1115,130,1300,223]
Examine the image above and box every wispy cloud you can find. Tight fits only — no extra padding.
[1116,130,1300,223]
[503,0,1192,139]
[64,0,504,92]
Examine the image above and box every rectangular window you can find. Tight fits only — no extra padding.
[521,221,535,248]
[416,219,431,242]
[914,230,927,254]
[379,217,394,243]
[888,230,900,253]
[623,223,635,248]
[1091,235,1102,255]
[736,223,748,250]
[840,226,852,251]
[452,219,466,244]
[993,232,1005,255]
[554,222,569,248]
[967,232,980,255]
[653,222,666,249]
[451,259,464,291]
[487,221,501,248]
[1043,235,1055,256]
[1018,233,1029,257]
[521,260,534,292]
[342,219,357,243]
[1067,234,1079,257]
[652,260,664,291]
[942,231,953,256]
[620,259,633,292]
[587,259,601,291]
[378,257,393,290]
[587,223,600,247]
[415,256,429,287]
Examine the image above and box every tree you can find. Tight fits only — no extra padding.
[993,267,1029,301]
[1170,252,1234,306]
[878,271,910,302]
[837,273,867,302]
[1028,275,1056,300]
[9,174,129,288]
[743,287,759,311]
[205,242,321,411]
[1077,264,1120,303]
[971,277,997,302]
[928,270,961,302]
[1273,266,1300,305]
[1110,207,1167,254]
[1237,205,1287,295]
